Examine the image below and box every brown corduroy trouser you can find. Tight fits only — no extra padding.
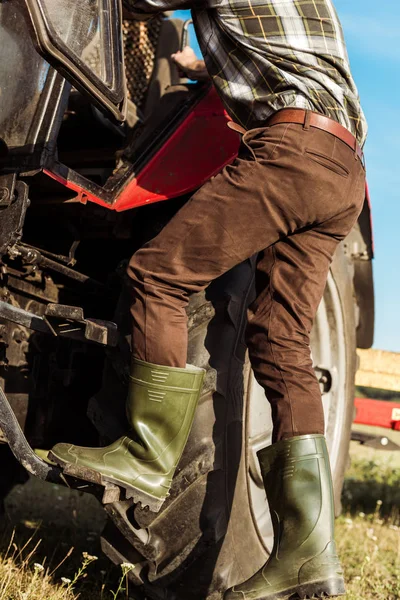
[127,117,366,442]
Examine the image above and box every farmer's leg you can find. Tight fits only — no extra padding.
[246,224,352,444]
[127,121,365,367]
[127,123,292,366]
[224,203,366,600]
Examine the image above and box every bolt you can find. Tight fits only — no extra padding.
[25,250,38,264]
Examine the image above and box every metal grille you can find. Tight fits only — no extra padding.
[122,18,162,108]
[83,18,162,109]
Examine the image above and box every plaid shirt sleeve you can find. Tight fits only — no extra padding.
[193,0,367,144]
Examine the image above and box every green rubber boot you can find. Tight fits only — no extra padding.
[224,435,345,600]
[49,358,205,512]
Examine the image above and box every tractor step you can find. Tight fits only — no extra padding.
[0,300,118,346]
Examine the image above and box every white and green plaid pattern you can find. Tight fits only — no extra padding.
[126,0,367,145]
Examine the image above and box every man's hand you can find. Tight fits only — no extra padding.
[171,46,209,81]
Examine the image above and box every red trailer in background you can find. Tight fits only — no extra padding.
[354,397,400,432]
[352,397,400,450]
[352,349,400,450]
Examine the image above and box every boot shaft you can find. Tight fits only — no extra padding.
[257,435,335,554]
[127,359,205,462]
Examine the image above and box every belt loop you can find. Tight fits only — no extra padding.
[303,110,311,131]
[354,141,359,161]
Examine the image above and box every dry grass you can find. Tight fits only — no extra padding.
[0,534,87,600]
[0,478,131,599]
[0,433,399,599]
[0,531,135,600]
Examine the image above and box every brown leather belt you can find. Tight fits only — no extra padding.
[228,108,364,163]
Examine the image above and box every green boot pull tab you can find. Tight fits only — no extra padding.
[49,358,205,512]
[224,435,346,600]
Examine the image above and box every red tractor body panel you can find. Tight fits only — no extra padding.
[45,88,240,211]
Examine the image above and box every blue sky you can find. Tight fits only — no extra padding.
[336,0,400,352]
[175,2,400,352]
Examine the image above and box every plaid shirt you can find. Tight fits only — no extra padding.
[125,0,367,145]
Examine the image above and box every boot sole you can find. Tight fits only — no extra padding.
[252,578,346,600]
[48,452,165,512]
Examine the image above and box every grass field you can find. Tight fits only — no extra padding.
[337,428,400,600]
[0,432,399,600]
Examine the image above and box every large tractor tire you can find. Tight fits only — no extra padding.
[101,243,357,600]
